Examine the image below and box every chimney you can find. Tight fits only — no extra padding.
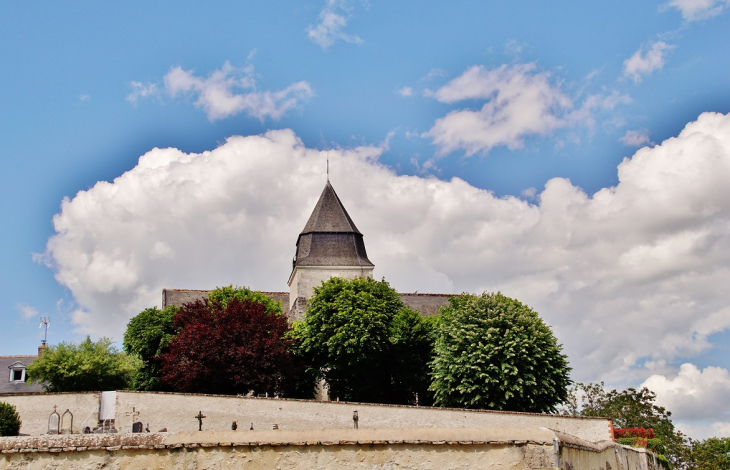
[38,342,46,356]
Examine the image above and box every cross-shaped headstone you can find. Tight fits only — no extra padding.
[126,407,140,420]
[195,411,207,431]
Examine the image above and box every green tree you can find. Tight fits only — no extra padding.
[0,402,21,437]
[208,285,283,315]
[562,382,690,468]
[26,337,139,392]
[123,306,180,391]
[429,292,571,412]
[291,277,435,404]
[690,437,730,470]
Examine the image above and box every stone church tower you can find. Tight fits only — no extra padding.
[287,181,374,320]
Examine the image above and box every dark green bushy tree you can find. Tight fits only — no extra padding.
[292,277,435,404]
[0,402,22,436]
[123,306,180,391]
[26,337,139,392]
[429,292,571,412]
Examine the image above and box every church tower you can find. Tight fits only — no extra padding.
[288,181,374,320]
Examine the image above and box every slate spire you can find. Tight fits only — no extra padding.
[292,182,373,269]
[300,181,362,235]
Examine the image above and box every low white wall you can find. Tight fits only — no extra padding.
[114,391,613,441]
[1,393,99,436]
[0,391,612,442]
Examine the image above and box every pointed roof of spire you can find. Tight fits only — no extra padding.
[300,182,361,235]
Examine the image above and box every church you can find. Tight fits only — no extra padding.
[162,180,454,319]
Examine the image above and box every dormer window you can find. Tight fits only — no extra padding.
[8,362,27,383]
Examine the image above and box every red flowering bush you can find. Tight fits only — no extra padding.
[614,427,655,439]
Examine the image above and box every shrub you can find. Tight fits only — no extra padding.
[0,401,21,436]
[614,427,655,439]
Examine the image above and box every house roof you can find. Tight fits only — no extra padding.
[0,355,45,394]
[300,182,361,235]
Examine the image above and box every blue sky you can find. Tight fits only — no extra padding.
[1,1,730,437]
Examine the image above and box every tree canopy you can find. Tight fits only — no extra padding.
[159,291,295,396]
[291,277,435,404]
[562,382,689,467]
[123,305,179,391]
[429,292,571,412]
[690,437,730,470]
[26,337,139,392]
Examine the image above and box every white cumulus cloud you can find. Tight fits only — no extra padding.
[667,0,730,21]
[620,129,652,147]
[126,81,158,103]
[424,64,626,156]
[17,304,39,320]
[642,363,730,422]
[398,87,414,97]
[624,41,673,83]
[128,62,312,121]
[424,64,572,156]
[39,112,730,410]
[307,0,363,49]
[163,62,313,121]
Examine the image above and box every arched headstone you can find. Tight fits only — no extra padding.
[47,406,60,435]
[61,409,73,434]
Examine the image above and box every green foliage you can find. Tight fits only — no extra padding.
[429,292,571,412]
[0,402,21,437]
[617,437,666,455]
[690,437,730,470]
[208,285,283,316]
[26,337,140,392]
[291,277,435,404]
[123,306,180,391]
[562,382,689,468]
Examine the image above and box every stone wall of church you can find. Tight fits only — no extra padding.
[287,265,374,319]
[162,289,290,317]
[162,287,455,321]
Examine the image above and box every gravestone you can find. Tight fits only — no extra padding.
[60,409,73,434]
[132,421,144,433]
[47,406,60,435]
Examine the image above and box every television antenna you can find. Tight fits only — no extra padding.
[39,317,50,345]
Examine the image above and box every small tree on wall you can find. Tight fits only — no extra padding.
[0,402,22,437]
[429,292,571,412]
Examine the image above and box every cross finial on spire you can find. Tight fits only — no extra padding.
[327,151,330,182]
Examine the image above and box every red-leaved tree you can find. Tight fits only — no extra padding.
[160,298,295,395]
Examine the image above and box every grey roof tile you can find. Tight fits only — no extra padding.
[0,355,45,395]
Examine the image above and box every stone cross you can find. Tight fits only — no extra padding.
[126,407,140,420]
[195,411,207,431]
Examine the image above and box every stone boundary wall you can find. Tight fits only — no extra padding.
[2,391,613,442]
[0,392,100,436]
[0,428,663,470]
